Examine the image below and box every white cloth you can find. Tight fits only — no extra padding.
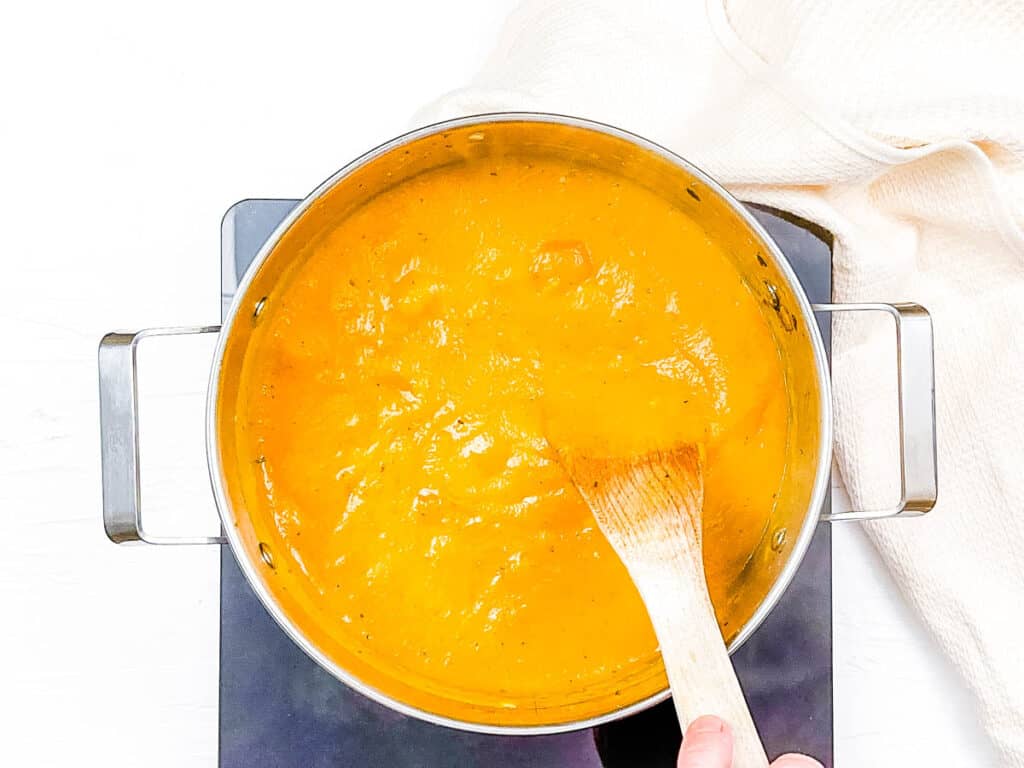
[414,1,1024,763]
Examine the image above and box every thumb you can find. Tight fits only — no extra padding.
[771,756,824,767]
[677,715,734,768]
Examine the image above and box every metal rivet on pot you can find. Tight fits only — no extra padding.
[253,296,268,321]
[771,527,787,552]
[763,280,781,311]
[259,541,275,569]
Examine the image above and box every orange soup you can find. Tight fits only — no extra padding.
[234,154,788,716]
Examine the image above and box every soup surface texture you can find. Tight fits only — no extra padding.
[234,153,789,717]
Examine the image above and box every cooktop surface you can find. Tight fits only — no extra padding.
[219,198,833,768]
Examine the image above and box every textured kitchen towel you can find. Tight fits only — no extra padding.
[414,0,1024,764]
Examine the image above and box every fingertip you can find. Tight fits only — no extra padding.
[687,715,729,735]
[771,754,824,768]
[678,716,733,768]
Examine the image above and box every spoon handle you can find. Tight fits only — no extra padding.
[628,549,769,767]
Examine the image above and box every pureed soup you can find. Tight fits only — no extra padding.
[232,151,789,720]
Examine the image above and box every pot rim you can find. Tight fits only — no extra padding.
[205,111,834,735]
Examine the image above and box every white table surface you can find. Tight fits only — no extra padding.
[0,2,993,766]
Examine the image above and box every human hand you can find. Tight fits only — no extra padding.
[678,716,823,768]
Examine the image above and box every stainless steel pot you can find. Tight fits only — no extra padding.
[99,113,937,734]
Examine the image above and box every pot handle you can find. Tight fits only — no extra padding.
[812,302,937,522]
[98,327,227,545]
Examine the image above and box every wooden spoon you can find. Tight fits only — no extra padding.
[557,443,768,766]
